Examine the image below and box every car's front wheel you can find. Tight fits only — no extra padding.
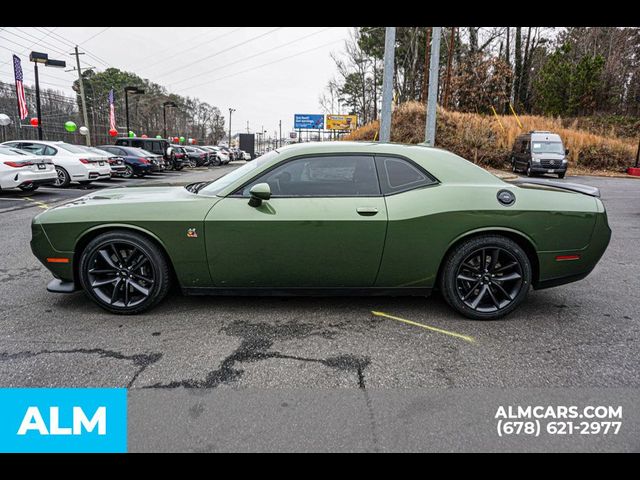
[440,235,532,320]
[78,230,171,314]
[525,163,534,177]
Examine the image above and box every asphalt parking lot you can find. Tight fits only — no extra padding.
[0,167,638,451]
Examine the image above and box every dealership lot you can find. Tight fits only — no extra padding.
[1,168,638,392]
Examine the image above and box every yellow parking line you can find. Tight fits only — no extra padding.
[371,311,476,343]
[23,197,49,210]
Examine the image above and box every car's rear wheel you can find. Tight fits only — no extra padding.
[78,231,171,314]
[53,166,70,187]
[121,165,134,178]
[440,235,532,320]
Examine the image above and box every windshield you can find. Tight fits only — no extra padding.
[0,146,27,156]
[531,141,564,154]
[198,150,279,196]
[56,143,89,154]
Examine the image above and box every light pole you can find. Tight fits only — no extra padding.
[163,101,177,139]
[124,86,145,136]
[29,52,66,140]
[228,108,235,147]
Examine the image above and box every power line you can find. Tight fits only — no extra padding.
[169,27,334,89]
[178,37,345,93]
[3,28,69,58]
[35,27,110,68]
[140,27,244,72]
[152,27,284,81]
[80,27,111,45]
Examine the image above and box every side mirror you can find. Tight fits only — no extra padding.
[565,148,570,155]
[248,182,271,207]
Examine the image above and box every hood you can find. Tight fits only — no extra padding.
[53,185,197,210]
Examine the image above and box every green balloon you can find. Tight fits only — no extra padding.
[179,136,185,143]
[128,131,135,138]
[64,121,77,132]
[156,135,162,139]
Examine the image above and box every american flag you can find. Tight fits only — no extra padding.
[108,88,116,131]
[12,55,28,120]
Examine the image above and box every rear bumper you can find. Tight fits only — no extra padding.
[534,210,611,289]
[0,169,57,189]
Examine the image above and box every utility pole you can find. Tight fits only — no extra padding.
[246,121,250,133]
[379,27,396,143]
[228,108,235,147]
[71,46,91,146]
[421,27,432,103]
[278,120,282,148]
[33,63,43,140]
[425,27,442,146]
[442,27,455,110]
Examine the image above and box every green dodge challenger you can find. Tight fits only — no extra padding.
[30,142,611,319]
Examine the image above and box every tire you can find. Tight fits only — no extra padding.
[526,163,534,177]
[121,165,134,179]
[18,183,39,192]
[558,172,566,179]
[53,166,71,188]
[78,230,171,315]
[78,181,92,186]
[439,235,532,320]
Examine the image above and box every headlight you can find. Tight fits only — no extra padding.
[531,158,540,163]
[562,159,568,163]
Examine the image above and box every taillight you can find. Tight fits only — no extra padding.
[79,158,90,164]
[138,158,149,164]
[3,161,32,167]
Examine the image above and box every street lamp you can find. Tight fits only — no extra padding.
[228,108,235,148]
[162,101,177,139]
[29,51,66,140]
[124,86,145,136]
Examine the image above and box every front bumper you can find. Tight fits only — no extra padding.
[530,163,567,174]
[30,220,76,287]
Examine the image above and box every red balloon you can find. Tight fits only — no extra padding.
[141,134,148,138]
[109,128,118,137]
[30,117,38,127]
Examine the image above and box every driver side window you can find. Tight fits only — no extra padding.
[237,155,380,197]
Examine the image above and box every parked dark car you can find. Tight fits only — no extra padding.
[510,131,569,179]
[183,146,210,167]
[79,146,127,177]
[97,145,155,178]
[168,145,188,170]
[114,137,170,162]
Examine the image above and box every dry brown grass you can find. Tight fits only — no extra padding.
[345,101,637,172]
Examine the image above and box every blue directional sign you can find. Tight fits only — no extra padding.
[294,114,324,130]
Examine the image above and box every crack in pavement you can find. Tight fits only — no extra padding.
[0,348,162,388]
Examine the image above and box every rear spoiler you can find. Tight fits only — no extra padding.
[508,178,600,198]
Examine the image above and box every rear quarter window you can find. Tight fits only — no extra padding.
[375,156,437,195]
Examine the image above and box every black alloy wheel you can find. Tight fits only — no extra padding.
[79,231,170,314]
[440,235,532,320]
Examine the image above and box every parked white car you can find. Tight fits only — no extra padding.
[204,146,230,165]
[0,145,57,192]
[77,146,127,177]
[241,151,251,161]
[0,140,111,187]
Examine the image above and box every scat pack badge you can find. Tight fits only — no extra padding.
[186,228,198,238]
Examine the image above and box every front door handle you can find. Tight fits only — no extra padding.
[357,207,378,216]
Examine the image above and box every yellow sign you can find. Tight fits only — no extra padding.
[326,114,358,130]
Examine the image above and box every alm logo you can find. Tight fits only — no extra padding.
[0,388,127,453]
[18,406,106,436]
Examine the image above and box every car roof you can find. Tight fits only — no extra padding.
[214,141,504,197]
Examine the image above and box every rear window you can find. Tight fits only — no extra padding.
[56,143,87,154]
